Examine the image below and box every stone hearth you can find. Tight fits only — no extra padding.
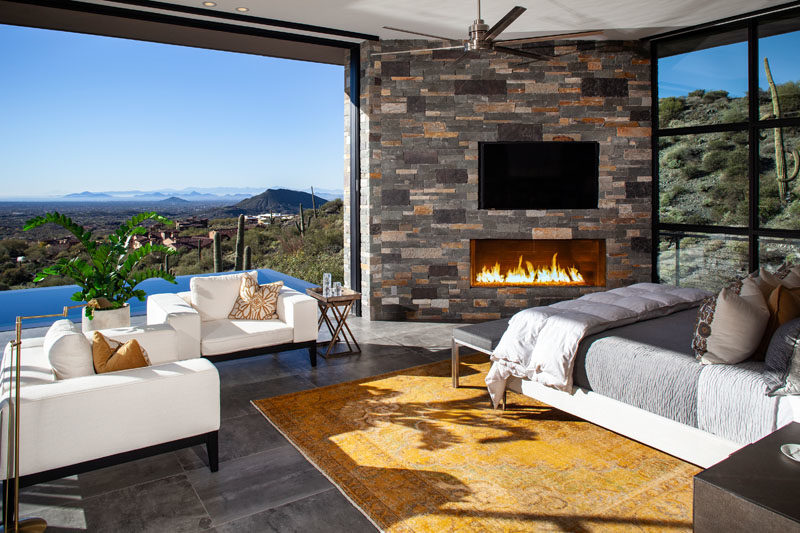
[344,39,652,321]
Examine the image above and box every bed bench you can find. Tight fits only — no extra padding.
[451,318,508,387]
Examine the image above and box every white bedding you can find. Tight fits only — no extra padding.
[485,283,710,407]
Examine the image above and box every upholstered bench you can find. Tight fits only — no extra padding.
[451,318,509,387]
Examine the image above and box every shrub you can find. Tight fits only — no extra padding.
[702,150,728,173]
[659,97,685,127]
[702,90,729,103]
[683,163,706,180]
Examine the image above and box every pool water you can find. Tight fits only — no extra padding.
[0,269,317,331]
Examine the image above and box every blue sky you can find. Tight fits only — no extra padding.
[659,30,800,98]
[0,24,344,197]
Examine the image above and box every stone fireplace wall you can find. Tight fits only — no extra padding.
[345,40,653,321]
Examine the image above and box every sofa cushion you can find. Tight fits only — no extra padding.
[763,317,800,396]
[200,319,294,356]
[228,277,282,320]
[190,271,258,321]
[44,319,94,380]
[91,331,151,374]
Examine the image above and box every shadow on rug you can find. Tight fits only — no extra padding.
[252,354,699,532]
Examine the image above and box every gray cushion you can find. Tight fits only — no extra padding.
[763,317,800,396]
[452,318,510,353]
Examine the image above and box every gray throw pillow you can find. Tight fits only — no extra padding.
[763,317,800,396]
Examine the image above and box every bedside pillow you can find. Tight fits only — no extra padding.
[92,331,151,374]
[693,281,770,365]
[189,271,259,321]
[228,276,283,320]
[763,317,800,396]
[44,319,94,379]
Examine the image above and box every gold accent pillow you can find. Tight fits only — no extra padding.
[228,276,283,320]
[92,331,151,374]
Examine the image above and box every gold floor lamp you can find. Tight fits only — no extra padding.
[2,305,82,533]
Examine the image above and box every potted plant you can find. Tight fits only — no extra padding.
[24,211,178,331]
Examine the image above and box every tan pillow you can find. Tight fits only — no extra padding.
[751,267,780,300]
[228,276,283,320]
[92,331,150,374]
[696,286,770,365]
[754,285,800,360]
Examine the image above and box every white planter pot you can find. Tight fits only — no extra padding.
[82,304,131,333]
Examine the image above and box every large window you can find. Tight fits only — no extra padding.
[654,11,800,289]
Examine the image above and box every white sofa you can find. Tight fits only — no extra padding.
[147,271,319,365]
[0,320,221,495]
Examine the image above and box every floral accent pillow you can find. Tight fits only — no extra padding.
[692,277,770,364]
[692,278,743,358]
[228,276,283,320]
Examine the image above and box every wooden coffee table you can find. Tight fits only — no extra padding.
[306,287,362,358]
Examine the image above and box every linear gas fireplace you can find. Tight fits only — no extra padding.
[470,239,606,288]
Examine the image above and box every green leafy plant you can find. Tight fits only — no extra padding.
[23,212,178,317]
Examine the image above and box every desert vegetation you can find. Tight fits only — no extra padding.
[0,199,344,291]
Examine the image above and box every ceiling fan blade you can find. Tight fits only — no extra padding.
[484,6,527,42]
[496,30,603,46]
[493,45,550,61]
[383,26,455,41]
[371,45,465,57]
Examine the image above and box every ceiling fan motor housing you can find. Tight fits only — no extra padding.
[467,20,492,50]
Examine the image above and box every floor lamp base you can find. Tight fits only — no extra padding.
[0,517,48,532]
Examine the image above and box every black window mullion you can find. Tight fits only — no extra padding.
[651,40,660,282]
[749,20,760,272]
[655,122,748,137]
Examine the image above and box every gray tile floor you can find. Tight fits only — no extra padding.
[8,317,460,532]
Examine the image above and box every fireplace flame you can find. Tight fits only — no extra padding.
[475,253,586,286]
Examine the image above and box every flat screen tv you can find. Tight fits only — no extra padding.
[479,141,599,209]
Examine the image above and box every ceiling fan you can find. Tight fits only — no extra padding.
[375,0,602,61]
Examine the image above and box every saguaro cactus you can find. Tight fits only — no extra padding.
[243,245,252,270]
[234,214,245,270]
[295,204,306,235]
[311,187,318,218]
[764,57,799,203]
[164,253,171,274]
[197,239,202,260]
[213,232,222,273]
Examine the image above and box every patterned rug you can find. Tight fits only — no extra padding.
[252,355,699,532]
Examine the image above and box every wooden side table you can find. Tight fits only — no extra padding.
[306,287,361,358]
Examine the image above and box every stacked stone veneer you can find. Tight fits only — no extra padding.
[344,40,652,321]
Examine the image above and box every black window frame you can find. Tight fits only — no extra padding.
[651,5,800,284]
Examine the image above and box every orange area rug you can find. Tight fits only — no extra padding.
[252,355,699,532]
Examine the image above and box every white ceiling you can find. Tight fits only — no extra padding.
[94,0,792,41]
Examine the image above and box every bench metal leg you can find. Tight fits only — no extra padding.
[451,339,460,388]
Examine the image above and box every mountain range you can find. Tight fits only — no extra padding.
[43,187,343,203]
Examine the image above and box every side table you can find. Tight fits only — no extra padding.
[305,287,361,358]
[694,422,800,532]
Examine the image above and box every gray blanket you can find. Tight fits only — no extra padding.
[573,308,779,444]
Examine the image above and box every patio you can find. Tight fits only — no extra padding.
[3,317,458,532]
